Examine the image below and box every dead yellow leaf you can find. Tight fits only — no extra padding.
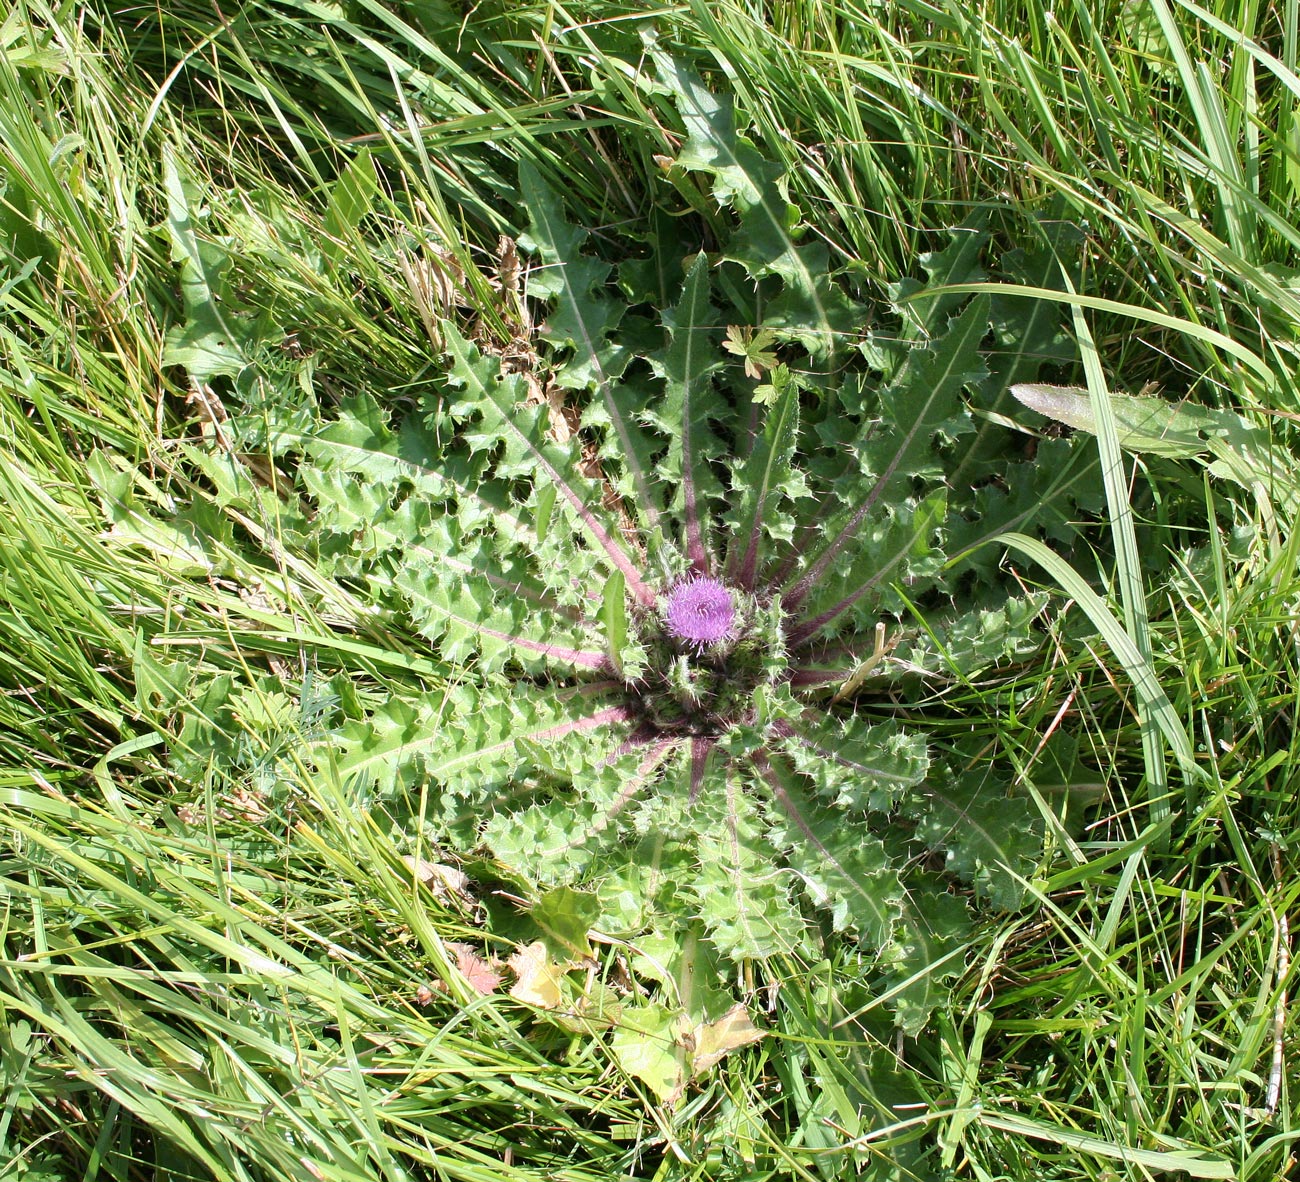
[690,1003,766,1073]
[507,941,569,1009]
[402,856,472,905]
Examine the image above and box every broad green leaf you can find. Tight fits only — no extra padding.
[531,886,601,960]
[947,435,1103,578]
[518,164,668,551]
[1012,382,1221,457]
[911,281,1273,388]
[485,797,605,884]
[600,569,627,677]
[890,594,1050,678]
[160,143,251,380]
[88,450,234,576]
[629,924,735,1024]
[887,887,972,1035]
[321,148,377,264]
[484,743,678,889]
[608,1004,688,1104]
[693,769,806,959]
[785,297,989,641]
[889,221,988,341]
[398,560,605,672]
[912,771,1044,909]
[949,220,1080,493]
[335,686,631,803]
[520,161,629,391]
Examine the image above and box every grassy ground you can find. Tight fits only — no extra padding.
[1,1,1298,1179]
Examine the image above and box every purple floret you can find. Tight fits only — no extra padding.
[664,577,736,651]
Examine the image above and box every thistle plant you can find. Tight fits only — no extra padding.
[151,54,1103,1032]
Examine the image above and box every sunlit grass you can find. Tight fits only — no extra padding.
[1,0,1297,1178]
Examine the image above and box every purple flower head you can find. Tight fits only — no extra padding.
[664,576,736,651]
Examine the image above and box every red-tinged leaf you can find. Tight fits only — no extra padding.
[724,364,802,591]
[781,297,989,623]
[650,252,724,573]
[447,943,504,996]
[443,323,657,607]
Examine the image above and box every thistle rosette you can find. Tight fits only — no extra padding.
[663,576,737,652]
[288,92,1091,1034]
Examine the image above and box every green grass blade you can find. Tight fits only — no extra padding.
[1066,296,1171,832]
[998,532,1199,786]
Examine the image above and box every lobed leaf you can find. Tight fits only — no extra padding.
[778,715,929,814]
[520,164,668,551]
[783,297,990,642]
[693,767,807,959]
[910,771,1045,910]
[441,324,657,606]
[520,161,630,392]
[335,684,631,812]
[724,368,805,590]
[654,52,864,366]
[645,251,726,572]
[761,756,904,950]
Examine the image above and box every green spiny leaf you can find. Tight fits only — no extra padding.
[724,366,805,590]
[442,323,656,606]
[887,886,972,1036]
[693,768,806,959]
[779,716,928,814]
[519,161,629,392]
[160,143,253,381]
[397,561,604,672]
[653,53,863,365]
[519,164,670,552]
[911,771,1044,909]
[888,221,988,343]
[786,297,991,640]
[630,924,736,1024]
[646,251,726,569]
[762,757,903,948]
